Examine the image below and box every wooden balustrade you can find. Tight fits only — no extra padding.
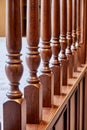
[3,0,26,130]
[24,0,42,124]
[2,0,87,130]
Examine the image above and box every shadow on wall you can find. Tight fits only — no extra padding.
[0,0,6,37]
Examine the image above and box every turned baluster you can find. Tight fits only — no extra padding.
[24,0,42,124]
[59,0,68,86]
[40,0,53,107]
[80,0,85,63]
[3,1,26,130]
[66,0,74,78]
[83,0,87,63]
[51,0,61,95]
[76,0,81,66]
[71,0,78,71]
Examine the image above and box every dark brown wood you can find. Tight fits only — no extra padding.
[67,101,70,130]
[76,0,81,66]
[59,0,68,86]
[26,65,87,130]
[66,0,74,78]
[75,87,80,130]
[80,0,85,64]
[40,0,53,107]
[54,112,64,130]
[79,80,83,130]
[3,0,26,130]
[71,0,78,72]
[21,0,27,36]
[70,94,75,130]
[83,0,87,63]
[24,0,42,124]
[84,73,87,130]
[77,87,80,130]
[51,0,61,95]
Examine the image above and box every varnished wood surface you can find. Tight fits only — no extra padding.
[26,64,87,130]
[24,0,42,124]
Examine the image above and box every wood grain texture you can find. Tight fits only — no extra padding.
[24,0,42,124]
[59,0,68,86]
[26,65,87,130]
[70,94,75,130]
[51,0,61,95]
[76,0,81,66]
[40,0,53,107]
[71,0,78,71]
[66,0,74,78]
[3,0,26,130]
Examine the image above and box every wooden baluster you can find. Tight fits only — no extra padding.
[40,0,53,107]
[59,0,68,86]
[66,0,74,78]
[51,0,61,95]
[83,0,87,63]
[71,0,78,71]
[76,0,81,66]
[24,0,42,124]
[80,0,85,64]
[3,1,26,130]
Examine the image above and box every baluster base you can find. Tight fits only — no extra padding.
[24,85,42,124]
[51,65,61,95]
[60,60,68,86]
[67,55,74,78]
[72,49,78,72]
[40,73,54,107]
[3,98,26,130]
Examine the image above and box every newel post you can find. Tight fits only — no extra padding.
[59,0,68,85]
[3,0,26,130]
[51,0,61,95]
[40,0,53,107]
[24,0,42,124]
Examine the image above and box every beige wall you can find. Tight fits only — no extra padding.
[0,0,6,36]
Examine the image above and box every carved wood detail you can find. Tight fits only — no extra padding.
[51,0,61,95]
[24,0,42,124]
[40,0,53,107]
[71,0,78,72]
[76,0,81,66]
[66,0,74,78]
[59,0,68,86]
[3,1,26,130]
